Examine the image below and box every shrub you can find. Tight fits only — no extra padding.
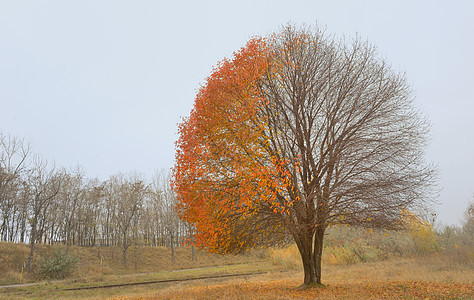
[322,239,385,265]
[268,245,301,269]
[40,247,78,279]
[405,217,439,255]
[323,225,417,261]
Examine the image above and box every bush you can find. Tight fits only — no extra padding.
[406,217,439,255]
[268,244,301,269]
[40,247,78,279]
[323,239,385,265]
[323,225,417,262]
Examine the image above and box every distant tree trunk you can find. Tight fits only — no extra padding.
[19,214,26,243]
[49,221,55,244]
[133,244,139,271]
[11,213,18,242]
[1,219,7,241]
[170,233,175,264]
[187,226,196,262]
[122,247,127,268]
[122,232,128,267]
[65,230,70,254]
[27,216,38,272]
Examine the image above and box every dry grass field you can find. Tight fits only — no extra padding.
[1,251,472,299]
[1,225,472,299]
[117,254,473,300]
[0,242,267,286]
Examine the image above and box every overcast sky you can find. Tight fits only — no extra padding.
[1,0,473,226]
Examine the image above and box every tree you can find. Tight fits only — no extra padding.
[142,178,163,247]
[106,173,146,267]
[149,170,182,262]
[172,25,436,286]
[0,132,31,242]
[26,157,62,272]
[462,199,473,237]
[57,166,86,252]
[157,170,181,263]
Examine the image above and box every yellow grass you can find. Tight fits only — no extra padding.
[131,255,474,300]
[0,242,266,285]
[1,254,468,299]
[1,242,473,299]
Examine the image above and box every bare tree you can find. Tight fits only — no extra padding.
[82,179,103,246]
[107,173,147,267]
[0,132,31,242]
[154,170,181,263]
[26,157,62,272]
[100,179,117,246]
[57,166,86,252]
[144,178,164,247]
[254,26,436,284]
[0,134,191,259]
[462,199,474,236]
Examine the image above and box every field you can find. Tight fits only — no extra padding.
[0,242,270,285]
[151,257,473,299]
[0,255,472,299]
[1,246,473,299]
[1,226,473,299]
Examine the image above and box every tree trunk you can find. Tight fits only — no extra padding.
[122,232,128,267]
[171,234,175,264]
[189,229,196,262]
[122,247,127,268]
[65,231,70,254]
[313,228,325,284]
[20,217,25,243]
[27,233,36,272]
[28,239,35,272]
[295,232,317,286]
[27,217,38,272]
[295,227,326,286]
[1,218,7,241]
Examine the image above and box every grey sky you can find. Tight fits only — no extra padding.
[1,0,473,226]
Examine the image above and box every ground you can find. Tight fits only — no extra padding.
[1,254,472,299]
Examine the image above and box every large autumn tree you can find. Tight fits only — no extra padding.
[172,25,436,286]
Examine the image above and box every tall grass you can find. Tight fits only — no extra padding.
[268,224,473,267]
[0,242,265,285]
[1,219,472,286]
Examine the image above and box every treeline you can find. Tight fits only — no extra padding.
[0,132,189,269]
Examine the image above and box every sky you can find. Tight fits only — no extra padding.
[1,0,473,226]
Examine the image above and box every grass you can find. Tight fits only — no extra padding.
[0,262,277,299]
[0,242,273,299]
[1,254,472,299]
[130,255,474,299]
[1,226,472,299]
[0,242,267,286]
